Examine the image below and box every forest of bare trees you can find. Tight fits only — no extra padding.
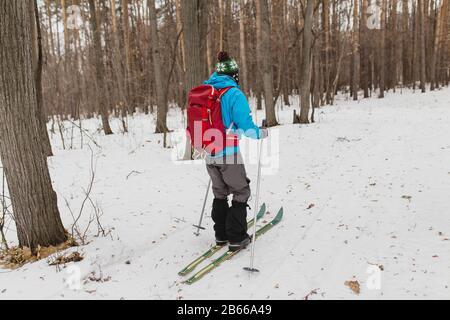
[37,0,450,130]
[1,0,450,250]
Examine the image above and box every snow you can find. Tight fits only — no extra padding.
[1,87,450,299]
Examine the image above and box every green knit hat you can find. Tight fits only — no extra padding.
[216,52,239,83]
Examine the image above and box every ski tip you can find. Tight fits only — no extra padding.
[257,203,266,219]
[272,207,284,224]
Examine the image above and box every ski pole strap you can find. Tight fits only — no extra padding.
[226,122,234,135]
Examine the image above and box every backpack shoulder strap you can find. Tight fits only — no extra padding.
[218,86,233,99]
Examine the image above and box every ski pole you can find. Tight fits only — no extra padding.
[193,178,211,236]
[244,134,264,273]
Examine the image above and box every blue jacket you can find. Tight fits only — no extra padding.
[204,73,261,157]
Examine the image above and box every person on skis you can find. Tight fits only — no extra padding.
[202,52,268,252]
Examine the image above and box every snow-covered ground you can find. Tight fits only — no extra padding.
[1,87,450,300]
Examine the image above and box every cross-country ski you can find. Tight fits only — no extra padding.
[184,208,284,285]
[178,204,266,277]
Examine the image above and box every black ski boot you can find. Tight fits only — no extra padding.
[229,235,252,252]
[211,198,229,245]
[226,201,251,251]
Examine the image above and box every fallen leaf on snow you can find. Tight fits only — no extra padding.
[303,289,319,300]
[88,273,111,283]
[48,251,83,266]
[0,237,77,269]
[345,280,360,295]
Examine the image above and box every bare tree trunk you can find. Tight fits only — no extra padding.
[255,0,264,112]
[149,0,169,133]
[299,0,314,123]
[206,10,214,76]
[281,0,291,106]
[361,0,370,98]
[45,0,56,57]
[110,0,125,102]
[256,0,278,127]
[390,0,398,90]
[379,0,387,98]
[32,0,53,157]
[61,0,69,56]
[0,0,67,250]
[176,0,186,75]
[176,0,187,110]
[352,0,360,101]
[219,0,231,51]
[419,0,427,92]
[110,0,128,132]
[239,0,249,95]
[412,0,419,89]
[331,0,339,92]
[122,0,134,110]
[312,37,321,122]
[322,0,332,103]
[181,0,208,159]
[430,1,442,91]
[436,0,449,87]
[88,0,113,135]
[182,0,208,90]
[219,0,225,51]
[401,0,409,87]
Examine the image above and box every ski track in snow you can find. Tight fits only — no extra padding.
[1,89,450,299]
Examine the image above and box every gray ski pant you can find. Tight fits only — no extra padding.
[205,152,251,204]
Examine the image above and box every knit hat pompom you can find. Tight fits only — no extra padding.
[216,52,239,73]
[216,51,240,83]
[217,51,231,63]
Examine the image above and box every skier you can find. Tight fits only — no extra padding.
[202,52,268,252]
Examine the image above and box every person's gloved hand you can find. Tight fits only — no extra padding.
[259,127,269,139]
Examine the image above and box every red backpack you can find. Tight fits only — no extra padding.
[186,85,238,157]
